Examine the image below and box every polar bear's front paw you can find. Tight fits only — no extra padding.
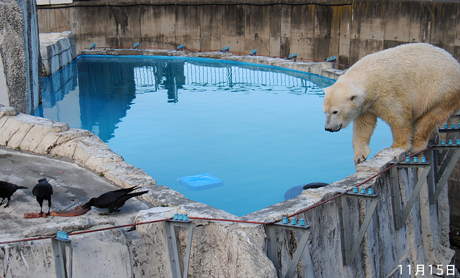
[354,155,367,165]
[354,146,371,165]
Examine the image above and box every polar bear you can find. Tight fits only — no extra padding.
[323,43,460,165]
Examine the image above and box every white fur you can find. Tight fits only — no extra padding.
[323,43,460,164]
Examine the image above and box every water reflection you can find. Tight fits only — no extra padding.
[36,56,334,142]
[34,56,391,216]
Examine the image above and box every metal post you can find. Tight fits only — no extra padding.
[164,218,194,278]
[426,149,437,205]
[390,165,403,231]
[51,233,73,278]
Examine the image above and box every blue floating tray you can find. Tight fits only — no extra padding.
[178,173,223,191]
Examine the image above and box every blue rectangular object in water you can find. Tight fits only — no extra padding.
[178,173,223,191]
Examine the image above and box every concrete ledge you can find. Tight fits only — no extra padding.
[80,48,344,79]
[40,31,77,76]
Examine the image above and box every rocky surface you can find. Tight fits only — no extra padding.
[0,0,40,114]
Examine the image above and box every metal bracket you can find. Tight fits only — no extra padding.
[338,191,379,265]
[51,237,73,278]
[164,219,194,278]
[390,159,431,230]
[429,127,460,205]
[265,221,311,278]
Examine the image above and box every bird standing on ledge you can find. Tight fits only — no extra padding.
[32,178,53,216]
[0,180,27,208]
[83,186,148,213]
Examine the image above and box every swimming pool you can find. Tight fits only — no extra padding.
[35,55,392,216]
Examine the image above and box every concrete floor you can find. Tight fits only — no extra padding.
[0,146,150,242]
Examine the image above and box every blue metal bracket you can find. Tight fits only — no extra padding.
[164,217,194,278]
[265,219,311,278]
[131,42,140,49]
[250,49,257,56]
[326,56,337,68]
[338,190,379,265]
[89,43,96,50]
[288,53,297,62]
[51,232,73,278]
[390,158,431,230]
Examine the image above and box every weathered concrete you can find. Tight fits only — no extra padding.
[0,0,40,114]
[79,48,344,79]
[40,31,77,76]
[0,104,455,277]
[243,148,455,277]
[37,0,460,68]
[0,145,150,241]
[0,105,276,277]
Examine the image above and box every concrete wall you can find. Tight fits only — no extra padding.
[40,31,77,76]
[37,0,460,67]
[0,0,41,114]
[0,105,455,277]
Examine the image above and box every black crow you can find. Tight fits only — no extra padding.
[32,178,53,216]
[0,180,27,208]
[83,186,148,213]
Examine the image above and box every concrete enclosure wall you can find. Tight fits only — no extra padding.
[37,0,460,67]
[0,0,41,114]
[0,105,455,277]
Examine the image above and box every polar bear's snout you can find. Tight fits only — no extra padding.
[325,113,343,132]
[325,124,342,132]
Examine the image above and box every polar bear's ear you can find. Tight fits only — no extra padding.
[349,95,357,102]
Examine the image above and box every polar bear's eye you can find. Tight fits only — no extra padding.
[332,111,338,115]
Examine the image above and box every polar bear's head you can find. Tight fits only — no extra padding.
[323,80,366,132]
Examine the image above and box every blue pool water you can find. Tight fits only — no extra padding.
[35,55,392,216]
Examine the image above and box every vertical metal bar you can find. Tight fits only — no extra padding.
[434,150,442,177]
[164,222,181,278]
[265,225,280,274]
[68,241,73,278]
[51,238,72,278]
[337,195,347,266]
[182,223,194,278]
[426,149,436,205]
[390,166,402,229]
[340,195,351,265]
